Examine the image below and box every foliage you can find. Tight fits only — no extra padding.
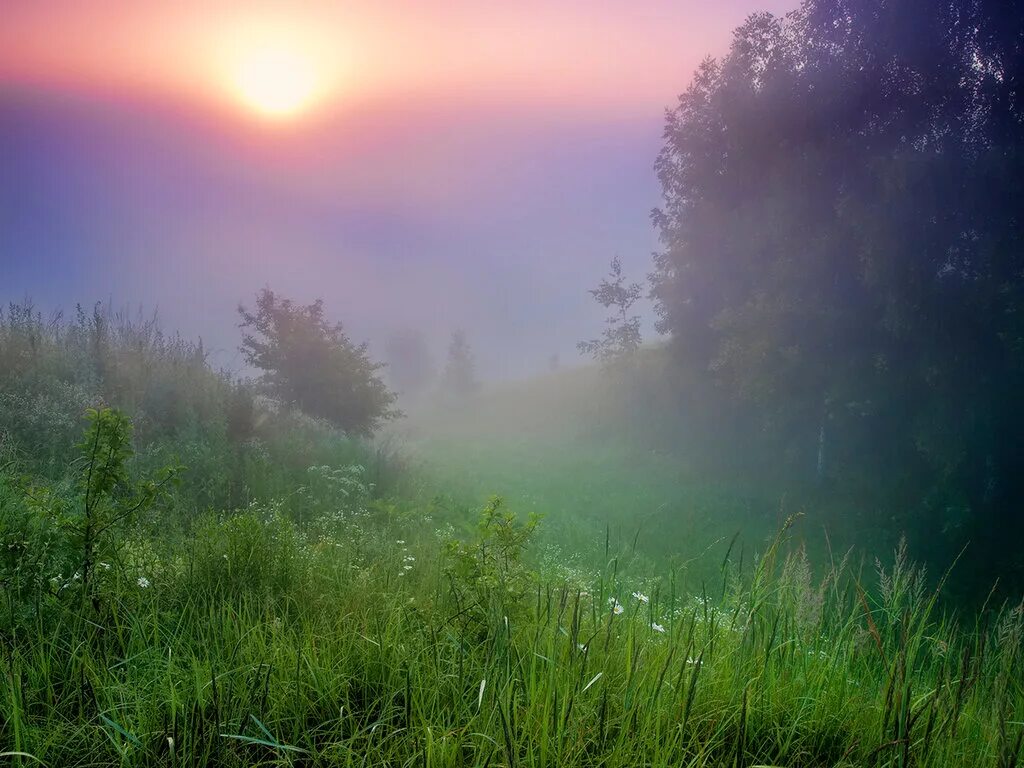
[187,503,307,603]
[0,324,1020,765]
[578,256,644,363]
[297,462,374,534]
[649,0,1024,591]
[0,470,1021,766]
[444,496,540,626]
[29,408,179,606]
[0,301,221,467]
[0,298,397,528]
[239,288,398,435]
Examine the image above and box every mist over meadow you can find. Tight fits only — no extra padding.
[2,1,1024,765]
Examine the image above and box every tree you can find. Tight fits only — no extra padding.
[577,256,643,363]
[383,329,435,400]
[650,0,1024,592]
[441,330,479,401]
[238,289,398,435]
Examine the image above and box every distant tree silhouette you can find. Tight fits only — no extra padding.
[441,330,479,401]
[238,288,397,435]
[384,329,435,400]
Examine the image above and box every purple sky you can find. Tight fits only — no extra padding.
[1,1,794,380]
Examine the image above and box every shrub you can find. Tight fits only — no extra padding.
[444,496,540,628]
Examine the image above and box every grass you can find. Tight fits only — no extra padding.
[394,362,896,599]
[0,308,1021,766]
[2,498,1021,766]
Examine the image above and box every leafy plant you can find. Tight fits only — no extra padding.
[578,256,644,363]
[444,496,540,626]
[30,407,179,608]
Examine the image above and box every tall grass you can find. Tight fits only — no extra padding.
[0,301,398,511]
[0,303,1020,766]
[1,497,1020,766]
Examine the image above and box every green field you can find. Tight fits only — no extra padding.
[0,319,1021,766]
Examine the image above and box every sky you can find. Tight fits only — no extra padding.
[0,0,793,380]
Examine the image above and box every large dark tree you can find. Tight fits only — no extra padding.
[651,0,1024,591]
[239,289,398,436]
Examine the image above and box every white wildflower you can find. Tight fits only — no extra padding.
[651,622,666,633]
[137,577,151,589]
[632,591,649,604]
[403,565,413,571]
[396,540,406,545]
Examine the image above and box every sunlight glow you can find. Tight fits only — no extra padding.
[230,43,320,119]
[217,18,344,122]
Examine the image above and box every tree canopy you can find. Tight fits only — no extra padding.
[239,289,397,436]
[651,0,1024,591]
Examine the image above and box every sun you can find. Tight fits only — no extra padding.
[229,43,321,120]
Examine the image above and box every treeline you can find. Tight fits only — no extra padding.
[644,0,1024,596]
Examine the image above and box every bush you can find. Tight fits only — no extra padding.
[444,496,540,629]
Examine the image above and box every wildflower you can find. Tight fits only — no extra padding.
[403,565,413,571]
[632,591,649,604]
[404,556,415,562]
[396,540,406,545]
[651,622,666,633]
[137,577,151,589]
[612,601,624,615]
[99,562,111,571]
[578,643,588,652]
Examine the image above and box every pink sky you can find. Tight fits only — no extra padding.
[1,1,796,380]
[0,1,793,120]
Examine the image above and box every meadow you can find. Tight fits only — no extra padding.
[0,306,1021,767]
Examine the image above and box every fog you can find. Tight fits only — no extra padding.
[3,86,668,378]
[3,3,1024,762]
[4,0,1024,590]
